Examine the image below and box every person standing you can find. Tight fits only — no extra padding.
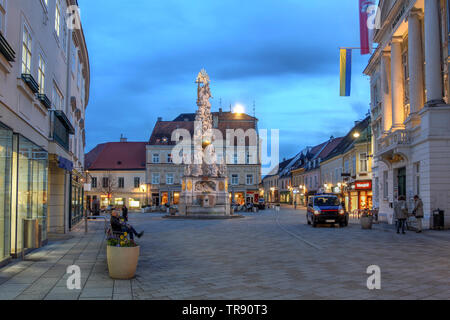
[413,195,424,233]
[394,196,408,234]
[122,205,129,222]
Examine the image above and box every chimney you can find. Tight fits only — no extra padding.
[219,108,223,113]
[120,134,127,142]
[157,117,163,122]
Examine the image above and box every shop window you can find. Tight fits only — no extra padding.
[0,123,12,261]
[161,192,168,205]
[173,192,180,205]
[115,198,124,206]
[129,198,140,208]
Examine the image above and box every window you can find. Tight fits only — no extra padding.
[52,86,63,110]
[233,153,238,165]
[77,58,82,88]
[152,173,160,185]
[55,0,61,37]
[231,174,239,185]
[38,55,46,94]
[152,154,160,163]
[22,26,32,74]
[246,174,253,185]
[414,162,420,196]
[118,177,124,189]
[402,47,410,106]
[102,177,109,188]
[359,153,368,172]
[71,40,76,75]
[167,154,173,163]
[246,152,250,164]
[91,177,97,188]
[352,156,356,175]
[166,173,174,185]
[134,177,140,188]
[344,160,349,174]
[383,171,388,199]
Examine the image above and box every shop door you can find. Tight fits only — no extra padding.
[397,167,406,198]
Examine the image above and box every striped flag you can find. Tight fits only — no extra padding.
[359,0,375,55]
[340,49,352,97]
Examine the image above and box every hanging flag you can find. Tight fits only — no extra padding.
[340,48,352,97]
[359,0,375,55]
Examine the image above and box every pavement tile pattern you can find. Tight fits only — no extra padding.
[1,208,450,300]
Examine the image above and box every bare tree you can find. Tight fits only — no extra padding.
[100,172,118,206]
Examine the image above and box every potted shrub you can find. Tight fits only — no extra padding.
[107,234,140,280]
[360,210,373,230]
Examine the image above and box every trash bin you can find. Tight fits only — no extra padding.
[433,209,445,229]
[23,219,41,249]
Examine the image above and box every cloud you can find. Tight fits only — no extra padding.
[79,0,371,159]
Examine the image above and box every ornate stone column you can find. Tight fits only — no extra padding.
[424,0,444,105]
[408,9,425,114]
[381,51,393,132]
[391,36,405,128]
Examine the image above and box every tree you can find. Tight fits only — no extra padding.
[100,172,118,206]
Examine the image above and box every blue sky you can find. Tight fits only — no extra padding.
[79,0,371,160]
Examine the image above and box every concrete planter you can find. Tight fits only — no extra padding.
[361,216,373,230]
[107,245,140,280]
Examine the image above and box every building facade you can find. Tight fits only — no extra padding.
[85,141,147,211]
[0,0,89,265]
[365,0,450,227]
[146,110,262,207]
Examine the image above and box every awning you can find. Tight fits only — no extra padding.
[58,156,73,172]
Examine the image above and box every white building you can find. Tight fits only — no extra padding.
[0,0,89,265]
[365,0,450,227]
[85,140,147,211]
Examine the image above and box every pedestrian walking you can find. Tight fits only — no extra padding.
[294,200,297,210]
[413,195,424,233]
[122,205,129,222]
[394,196,408,234]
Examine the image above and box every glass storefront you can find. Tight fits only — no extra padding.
[12,136,48,255]
[70,175,84,228]
[0,124,13,262]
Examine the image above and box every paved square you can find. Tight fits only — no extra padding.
[1,208,450,300]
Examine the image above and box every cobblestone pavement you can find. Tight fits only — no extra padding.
[1,208,450,300]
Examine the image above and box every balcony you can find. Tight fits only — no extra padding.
[37,94,52,109]
[0,32,15,62]
[51,110,75,151]
[21,74,39,94]
[377,129,411,160]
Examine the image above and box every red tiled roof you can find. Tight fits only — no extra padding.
[149,112,257,145]
[85,142,147,170]
[317,137,344,159]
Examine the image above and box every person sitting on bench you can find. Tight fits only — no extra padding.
[110,210,144,240]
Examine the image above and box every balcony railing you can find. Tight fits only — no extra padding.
[0,32,15,62]
[21,73,39,94]
[51,110,75,151]
[37,94,52,109]
[377,130,410,155]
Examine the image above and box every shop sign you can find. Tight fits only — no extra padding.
[355,181,372,190]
